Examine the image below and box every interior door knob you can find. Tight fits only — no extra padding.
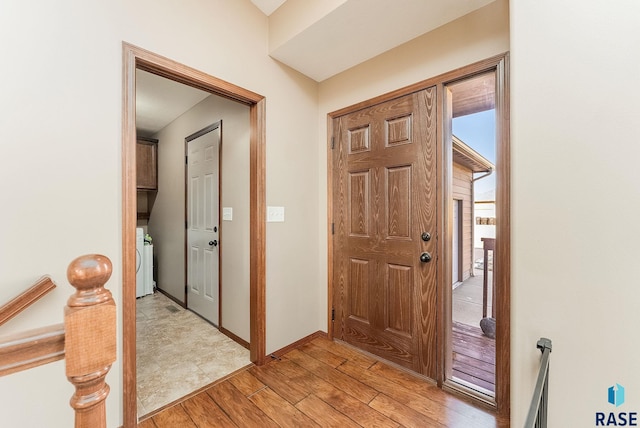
[420,252,432,263]
[209,240,218,247]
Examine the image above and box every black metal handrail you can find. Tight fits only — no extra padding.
[524,338,552,428]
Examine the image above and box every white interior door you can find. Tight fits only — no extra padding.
[186,125,220,325]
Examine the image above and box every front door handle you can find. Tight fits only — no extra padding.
[420,252,432,263]
[209,240,218,247]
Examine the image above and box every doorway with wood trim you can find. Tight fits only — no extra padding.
[445,71,499,402]
[122,43,266,427]
[328,54,510,416]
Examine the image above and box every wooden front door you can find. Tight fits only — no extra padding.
[332,88,438,378]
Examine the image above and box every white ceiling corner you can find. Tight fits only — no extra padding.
[269,0,495,82]
[251,0,286,16]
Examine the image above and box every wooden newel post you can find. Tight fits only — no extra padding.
[65,254,116,428]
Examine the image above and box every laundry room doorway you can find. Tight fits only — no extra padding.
[122,43,266,426]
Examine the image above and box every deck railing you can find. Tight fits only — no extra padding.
[524,337,553,428]
[0,254,115,428]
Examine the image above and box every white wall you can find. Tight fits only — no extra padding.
[148,94,252,341]
[510,0,640,425]
[0,0,320,426]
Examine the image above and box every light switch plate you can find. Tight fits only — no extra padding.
[267,206,285,222]
[223,207,233,221]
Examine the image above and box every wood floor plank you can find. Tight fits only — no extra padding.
[453,339,495,364]
[206,380,279,428]
[452,370,496,393]
[248,362,311,404]
[249,386,321,428]
[279,351,400,427]
[181,390,237,427]
[367,360,498,427]
[453,350,495,374]
[295,394,361,428]
[339,360,485,428]
[452,321,488,338]
[453,358,495,384]
[370,393,445,427]
[151,404,197,428]
[137,418,157,428]
[298,341,347,367]
[228,369,266,396]
[267,358,326,396]
[451,321,496,392]
[313,386,400,428]
[311,338,376,370]
[453,331,495,365]
[286,348,378,403]
[368,361,440,395]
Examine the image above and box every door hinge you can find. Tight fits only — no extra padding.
[331,136,335,149]
[185,155,188,165]
[331,223,335,235]
[331,308,335,321]
[185,221,188,229]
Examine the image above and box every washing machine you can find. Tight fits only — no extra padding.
[136,228,145,298]
[136,228,154,298]
[143,242,154,296]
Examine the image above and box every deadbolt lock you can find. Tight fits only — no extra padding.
[421,232,431,242]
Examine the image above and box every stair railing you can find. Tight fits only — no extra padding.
[524,337,553,428]
[0,254,116,428]
[0,275,57,327]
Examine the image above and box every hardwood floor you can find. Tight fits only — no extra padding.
[139,337,508,427]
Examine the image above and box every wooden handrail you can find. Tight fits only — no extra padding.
[0,323,65,376]
[65,254,115,428]
[0,254,115,428]
[0,275,57,327]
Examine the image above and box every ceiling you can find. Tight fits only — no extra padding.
[261,0,495,82]
[137,0,496,134]
[136,70,210,135]
[250,0,285,16]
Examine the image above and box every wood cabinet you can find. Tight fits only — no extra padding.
[137,137,158,221]
[136,137,158,190]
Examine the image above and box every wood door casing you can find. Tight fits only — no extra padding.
[333,88,438,378]
[123,43,267,427]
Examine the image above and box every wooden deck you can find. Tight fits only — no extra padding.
[452,321,496,394]
[139,337,507,427]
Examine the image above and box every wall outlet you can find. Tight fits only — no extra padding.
[267,206,285,222]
